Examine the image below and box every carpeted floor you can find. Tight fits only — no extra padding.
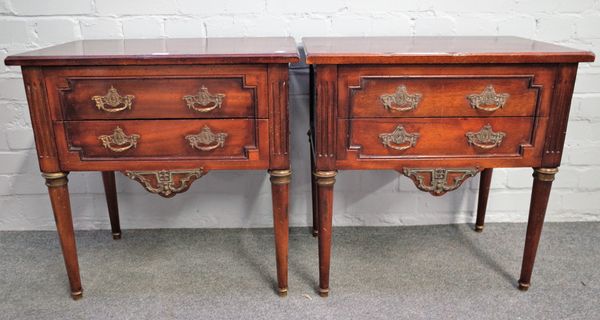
[0,222,598,319]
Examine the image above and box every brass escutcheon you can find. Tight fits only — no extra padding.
[91,86,134,112]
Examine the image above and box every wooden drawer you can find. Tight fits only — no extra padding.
[348,117,536,158]
[60,77,256,120]
[57,119,258,160]
[348,76,539,118]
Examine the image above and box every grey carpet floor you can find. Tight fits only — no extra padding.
[0,222,598,320]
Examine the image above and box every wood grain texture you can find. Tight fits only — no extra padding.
[5,37,300,66]
[475,168,493,232]
[303,36,595,64]
[6,38,297,298]
[304,36,593,296]
[102,171,121,240]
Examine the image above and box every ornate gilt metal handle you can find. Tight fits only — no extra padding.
[183,86,226,113]
[403,168,479,196]
[98,126,140,152]
[466,124,506,149]
[91,86,135,113]
[379,125,419,151]
[185,126,228,151]
[379,85,422,112]
[466,85,509,112]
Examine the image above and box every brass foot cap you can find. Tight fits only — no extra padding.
[312,230,318,237]
[474,225,484,233]
[112,232,121,240]
[278,288,288,297]
[518,281,530,291]
[318,288,329,297]
[71,290,83,300]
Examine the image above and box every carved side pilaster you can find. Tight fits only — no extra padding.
[268,64,290,168]
[314,65,338,170]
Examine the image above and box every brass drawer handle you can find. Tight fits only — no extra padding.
[379,125,419,151]
[183,86,226,113]
[98,126,140,152]
[185,125,228,151]
[466,124,506,149]
[466,85,509,112]
[91,86,134,113]
[379,85,422,112]
[403,168,479,196]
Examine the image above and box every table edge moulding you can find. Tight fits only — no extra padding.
[302,36,594,297]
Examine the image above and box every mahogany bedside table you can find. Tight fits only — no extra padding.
[302,36,594,297]
[5,37,299,299]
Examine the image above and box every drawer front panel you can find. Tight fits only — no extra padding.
[349,77,539,118]
[61,77,256,120]
[59,119,258,160]
[349,117,536,158]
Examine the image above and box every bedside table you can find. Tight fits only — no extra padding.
[5,37,299,299]
[303,36,594,297]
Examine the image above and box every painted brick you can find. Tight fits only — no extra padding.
[178,0,265,15]
[571,95,600,121]
[414,16,456,36]
[33,18,80,46]
[267,0,345,14]
[0,20,30,45]
[80,18,123,39]
[0,0,10,14]
[9,0,92,15]
[576,14,600,38]
[0,78,26,101]
[454,15,499,36]
[288,16,330,38]
[164,18,206,38]
[203,16,242,37]
[96,0,177,15]
[122,17,164,38]
[565,145,600,165]
[370,14,412,36]
[0,151,39,174]
[0,175,11,195]
[536,15,576,41]
[330,15,373,36]
[5,127,34,150]
[579,168,600,190]
[498,16,537,38]
[238,15,289,37]
[562,192,600,212]
[574,72,600,93]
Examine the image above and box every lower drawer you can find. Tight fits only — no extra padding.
[56,119,258,160]
[348,117,536,158]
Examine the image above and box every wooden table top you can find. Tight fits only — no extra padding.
[5,37,300,66]
[302,36,595,64]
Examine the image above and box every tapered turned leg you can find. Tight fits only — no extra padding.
[475,168,493,232]
[315,170,336,297]
[43,172,83,300]
[518,167,558,291]
[269,169,291,297]
[102,171,121,240]
[310,145,319,237]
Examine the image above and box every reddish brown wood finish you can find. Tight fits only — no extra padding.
[44,173,82,299]
[60,119,259,160]
[6,37,299,299]
[61,76,258,120]
[475,168,493,232]
[102,171,121,240]
[303,36,594,64]
[5,37,300,66]
[349,76,539,118]
[304,36,593,296]
[518,168,557,290]
[349,117,536,158]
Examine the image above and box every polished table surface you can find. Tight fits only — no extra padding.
[303,36,594,64]
[5,37,300,66]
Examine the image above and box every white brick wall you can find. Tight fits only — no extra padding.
[0,0,599,230]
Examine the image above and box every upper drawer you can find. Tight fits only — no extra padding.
[43,65,268,120]
[349,77,539,118]
[338,65,557,119]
